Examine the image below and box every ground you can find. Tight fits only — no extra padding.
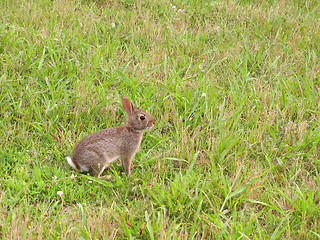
[0,0,320,239]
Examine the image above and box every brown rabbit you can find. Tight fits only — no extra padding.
[66,96,155,178]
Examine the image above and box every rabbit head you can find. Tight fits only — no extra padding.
[122,96,156,131]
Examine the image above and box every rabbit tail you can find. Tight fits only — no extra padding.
[67,156,79,170]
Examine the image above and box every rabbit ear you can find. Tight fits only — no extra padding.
[122,96,134,114]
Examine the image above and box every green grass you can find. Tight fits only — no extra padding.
[1,0,320,238]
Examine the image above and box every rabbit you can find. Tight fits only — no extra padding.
[66,96,155,178]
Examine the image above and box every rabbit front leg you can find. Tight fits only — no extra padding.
[121,155,134,176]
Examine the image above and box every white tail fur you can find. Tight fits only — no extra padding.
[66,156,77,170]
[67,156,89,172]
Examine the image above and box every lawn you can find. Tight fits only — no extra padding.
[1,0,320,239]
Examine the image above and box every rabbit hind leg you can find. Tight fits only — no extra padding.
[91,155,120,178]
[90,163,108,178]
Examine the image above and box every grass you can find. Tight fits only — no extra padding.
[1,0,320,238]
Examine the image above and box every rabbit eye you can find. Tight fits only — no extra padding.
[140,116,146,120]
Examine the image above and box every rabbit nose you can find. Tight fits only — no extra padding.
[149,119,155,127]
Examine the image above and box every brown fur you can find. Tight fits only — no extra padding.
[67,96,155,178]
